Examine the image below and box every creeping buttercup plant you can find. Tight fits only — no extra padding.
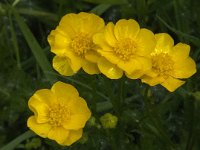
[1,0,200,150]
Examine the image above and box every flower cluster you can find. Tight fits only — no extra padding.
[27,81,91,146]
[48,12,196,92]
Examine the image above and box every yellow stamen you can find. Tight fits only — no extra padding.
[70,33,93,56]
[114,38,137,61]
[48,103,70,127]
[152,53,174,78]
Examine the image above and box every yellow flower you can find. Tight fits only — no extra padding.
[100,113,118,129]
[141,33,196,92]
[27,81,91,146]
[48,12,105,76]
[93,19,155,79]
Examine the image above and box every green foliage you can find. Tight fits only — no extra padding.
[0,0,200,149]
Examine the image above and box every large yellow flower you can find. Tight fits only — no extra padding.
[48,12,105,75]
[93,19,156,79]
[27,81,91,146]
[141,33,196,92]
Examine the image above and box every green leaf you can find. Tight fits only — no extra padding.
[13,10,56,82]
[192,92,200,101]
[90,4,111,16]
[83,0,128,4]
[0,131,35,150]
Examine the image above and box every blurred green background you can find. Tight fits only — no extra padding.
[0,0,200,149]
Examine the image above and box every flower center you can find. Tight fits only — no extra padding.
[70,33,93,56]
[151,53,174,78]
[48,103,70,127]
[114,38,137,61]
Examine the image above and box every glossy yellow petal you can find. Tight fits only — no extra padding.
[59,13,78,37]
[126,70,144,79]
[85,50,100,63]
[48,29,71,55]
[98,57,123,79]
[53,56,75,76]
[118,57,152,74]
[27,116,52,138]
[65,51,83,72]
[161,76,185,92]
[135,28,155,56]
[172,57,196,78]
[48,127,69,145]
[170,43,190,61]
[28,97,49,123]
[154,33,174,53]
[51,81,79,102]
[141,76,165,86]
[104,22,117,46]
[93,33,113,51]
[63,129,83,146]
[63,97,91,130]
[114,19,140,40]
[99,51,120,64]
[78,12,105,35]
[29,89,57,107]
[82,60,100,74]
[69,97,91,116]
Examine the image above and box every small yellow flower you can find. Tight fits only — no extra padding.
[100,113,118,129]
[141,33,196,92]
[93,19,156,79]
[27,81,91,146]
[48,12,105,76]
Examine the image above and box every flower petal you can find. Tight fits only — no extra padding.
[135,28,155,56]
[48,127,69,145]
[51,81,79,103]
[118,57,152,75]
[59,13,78,37]
[114,19,140,40]
[28,97,49,123]
[161,76,185,92]
[63,129,83,146]
[172,57,196,78]
[29,89,57,107]
[93,33,113,52]
[53,56,75,76]
[63,97,91,130]
[170,43,190,61]
[65,51,83,72]
[126,70,144,79]
[141,76,165,86]
[98,57,123,79]
[82,60,100,74]
[78,12,105,36]
[154,33,174,53]
[27,116,52,138]
[85,50,100,63]
[104,22,117,46]
[48,29,71,55]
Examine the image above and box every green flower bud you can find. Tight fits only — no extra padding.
[100,113,118,129]
[87,116,96,127]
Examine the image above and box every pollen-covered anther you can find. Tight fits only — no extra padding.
[71,33,93,56]
[152,53,174,78]
[114,38,137,61]
[48,104,70,127]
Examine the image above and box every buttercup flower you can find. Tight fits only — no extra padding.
[27,81,91,146]
[48,12,105,76]
[93,19,156,79]
[141,33,196,92]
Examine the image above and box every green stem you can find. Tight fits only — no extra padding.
[143,86,177,150]
[0,130,35,150]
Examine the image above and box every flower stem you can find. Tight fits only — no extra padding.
[143,86,177,150]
